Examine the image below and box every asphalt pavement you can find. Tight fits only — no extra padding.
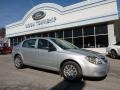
[0,54,120,90]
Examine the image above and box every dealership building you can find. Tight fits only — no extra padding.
[6,0,120,53]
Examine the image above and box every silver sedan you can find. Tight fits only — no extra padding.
[12,38,110,81]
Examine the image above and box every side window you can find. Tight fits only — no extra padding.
[22,39,36,48]
[38,39,55,50]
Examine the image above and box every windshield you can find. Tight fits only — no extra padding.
[51,38,78,50]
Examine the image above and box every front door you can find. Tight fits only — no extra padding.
[36,39,58,70]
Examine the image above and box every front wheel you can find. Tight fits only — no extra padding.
[14,55,24,69]
[61,61,82,81]
[110,50,118,59]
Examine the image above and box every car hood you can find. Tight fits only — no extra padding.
[66,49,105,59]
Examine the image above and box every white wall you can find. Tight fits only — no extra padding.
[108,24,116,45]
[6,0,119,38]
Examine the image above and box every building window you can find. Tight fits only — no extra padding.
[10,38,14,46]
[95,24,108,47]
[64,29,72,38]
[73,37,83,48]
[49,32,55,38]
[13,37,18,46]
[18,36,22,44]
[64,29,72,43]
[83,26,94,36]
[56,30,63,38]
[30,34,36,38]
[26,35,30,39]
[42,33,48,37]
[10,24,108,48]
[95,24,108,35]
[21,36,25,41]
[84,36,95,48]
[73,28,82,37]
[36,33,42,37]
[96,35,108,47]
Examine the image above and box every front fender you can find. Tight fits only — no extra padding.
[57,52,86,73]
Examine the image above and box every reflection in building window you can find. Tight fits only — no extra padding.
[95,24,108,35]
[13,37,18,46]
[83,26,94,36]
[18,36,22,44]
[73,37,83,48]
[96,35,108,47]
[21,36,25,41]
[42,33,48,37]
[31,35,36,38]
[26,35,30,39]
[36,33,42,37]
[64,29,72,38]
[10,38,13,46]
[73,28,82,37]
[84,36,95,48]
[56,30,63,38]
[49,32,55,38]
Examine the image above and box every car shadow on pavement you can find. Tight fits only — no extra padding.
[83,75,107,81]
[50,80,85,90]
[49,76,107,90]
[27,66,59,75]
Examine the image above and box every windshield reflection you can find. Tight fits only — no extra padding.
[51,39,79,50]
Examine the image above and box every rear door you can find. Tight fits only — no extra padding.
[21,39,37,65]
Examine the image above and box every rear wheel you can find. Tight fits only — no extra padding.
[14,55,24,69]
[110,50,118,59]
[61,61,82,81]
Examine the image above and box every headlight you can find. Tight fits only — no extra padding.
[85,56,102,64]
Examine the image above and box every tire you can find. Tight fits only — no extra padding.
[14,55,24,69]
[110,50,118,59]
[61,61,82,81]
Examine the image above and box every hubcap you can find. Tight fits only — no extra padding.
[63,64,78,80]
[15,57,22,67]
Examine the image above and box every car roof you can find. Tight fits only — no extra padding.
[25,37,55,40]
[22,37,58,42]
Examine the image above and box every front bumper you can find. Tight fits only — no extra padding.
[82,60,110,77]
